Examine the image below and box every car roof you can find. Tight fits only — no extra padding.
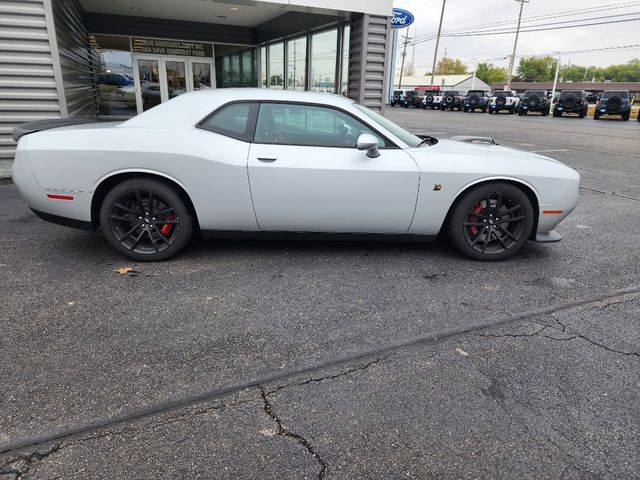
[122,88,355,128]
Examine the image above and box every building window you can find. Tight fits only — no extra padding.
[310,29,338,93]
[215,45,257,88]
[260,46,267,87]
[90,35,136,118]
[340,25,350,96]
[287,37,306,90]
[269,42,284,89]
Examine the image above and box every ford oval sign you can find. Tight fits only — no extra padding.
[391,8,415,29]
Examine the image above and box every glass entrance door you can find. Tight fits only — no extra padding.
[133,56,215,113]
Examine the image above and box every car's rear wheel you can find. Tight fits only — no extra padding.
[622,111,630,121]
[447,182,534,261]
[99,178,193,261]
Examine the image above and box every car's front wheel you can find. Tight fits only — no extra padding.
[99,178,193,261]
[447,182,534,261]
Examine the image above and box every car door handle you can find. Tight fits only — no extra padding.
[257,156,277,163]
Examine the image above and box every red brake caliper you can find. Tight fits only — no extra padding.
[159,214,174,236]
[469,202,484,235]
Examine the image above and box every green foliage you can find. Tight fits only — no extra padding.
[518,57,640,82]
[475,62,507,85]
[516,56,558,82]
[435,57,468,75]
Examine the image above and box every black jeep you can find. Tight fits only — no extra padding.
[553,90,589,118]
[403,90,424,108]
[440,91,464,111]
[594,90,632,120]
[518,90,550,116]
[463,90,490,113]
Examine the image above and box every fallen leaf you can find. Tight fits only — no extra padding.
[456,348,469,357]
[114,266,138,275]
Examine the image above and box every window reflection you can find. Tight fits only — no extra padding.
[341,25,350,96]
[138,59,160,111]
[192,62,212,90]
[310,29,337,93]
[269,42,284,89]
[90,35,136,117]
[287,37,306,90]
[260,46,267,87]
[215,44,257,88]
[165,61,186,99]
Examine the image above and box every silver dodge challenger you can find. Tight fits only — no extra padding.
[12,89,580,261]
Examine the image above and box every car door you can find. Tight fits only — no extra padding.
[247,102,420,234]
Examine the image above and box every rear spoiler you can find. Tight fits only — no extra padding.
[12,118,98,142]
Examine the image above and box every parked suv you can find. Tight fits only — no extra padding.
[422,90,443,110]
[554,90,589,118]
[518,90,550,116]
[463,90,491,113]
[489,90,519,114]
[390,90,407,107]
[594,90,632,120]
[441,91,464,111]
[403,90,424,108]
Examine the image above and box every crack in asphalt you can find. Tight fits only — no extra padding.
[579,186,640,201]
[266,355,392,395]
[259,387,328,479]
[2,287,639,459]
[0,443,61,480]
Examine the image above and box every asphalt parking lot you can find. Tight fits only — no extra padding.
[1,109,639,479]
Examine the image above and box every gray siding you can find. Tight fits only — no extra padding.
[51,0,96,118]
[0,0,62,159]
[347,14,390,111]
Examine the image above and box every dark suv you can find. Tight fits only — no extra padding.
[594,90,632,120]
[554,90,589,118]
[441,91,464,111]
[403,90,424,108]
[463,90,490,113]
[518,90,550,116]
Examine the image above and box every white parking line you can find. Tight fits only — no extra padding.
[531,149,570,153]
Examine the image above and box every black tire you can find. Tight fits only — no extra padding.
[594,111,600,120]
[99,178,193,261]
[482,107,487,113]
[390,102,396,107]
[553,110,560,117]
[447,182,534,261]
[622,111,630,121]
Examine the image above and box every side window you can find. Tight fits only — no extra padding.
[254,103,388,148]
[198,103,256,141]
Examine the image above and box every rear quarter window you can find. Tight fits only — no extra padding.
[198,103,258,142]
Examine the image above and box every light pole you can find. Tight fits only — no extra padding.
[470,58,478,90]
[506,0,529,90]
[550,52,561,115]
[430,0,447,89]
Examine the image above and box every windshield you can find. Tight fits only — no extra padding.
[445,91,460,96]
[602,91,629,99]
[467,90,485,96]
[493,91,512,97]
[354,104,422,148]
[525,90,545,96]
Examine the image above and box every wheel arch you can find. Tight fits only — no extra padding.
[441,177,540,239]
[90,170,200,231]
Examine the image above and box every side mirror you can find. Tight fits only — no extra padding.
[357,133,380,158]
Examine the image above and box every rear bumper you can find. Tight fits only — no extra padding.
[31,208,94,231]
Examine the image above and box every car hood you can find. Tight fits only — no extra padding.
[406,139,576,180]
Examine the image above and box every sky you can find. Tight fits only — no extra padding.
[392,0,640,76]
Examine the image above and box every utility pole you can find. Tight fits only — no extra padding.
[398,32,412,89]
[430,0,447,89]
[506,0,529,90]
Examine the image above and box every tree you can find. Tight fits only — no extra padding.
[435,57,468,75]
[475,62,507,85]
[516,56,558,82]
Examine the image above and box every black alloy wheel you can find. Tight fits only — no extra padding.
[447,182,534,261]
[99,178,193,261]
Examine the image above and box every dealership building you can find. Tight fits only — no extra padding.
[0,0,394,160]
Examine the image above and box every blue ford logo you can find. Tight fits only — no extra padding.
[391,8,415,29]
